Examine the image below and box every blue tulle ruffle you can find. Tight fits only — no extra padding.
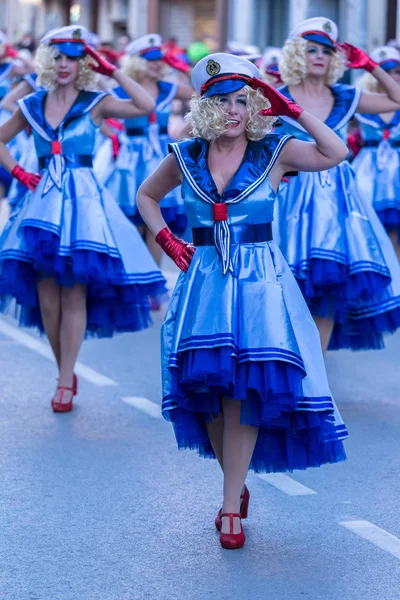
[0,227,167,338]
[164,345,346,473]
[297,258,391,321]
[377,208,400,241]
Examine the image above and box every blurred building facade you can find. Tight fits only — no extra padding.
[0,0,399,53]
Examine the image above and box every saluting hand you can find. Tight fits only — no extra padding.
[252,78,304,120]
[337,42,377,73]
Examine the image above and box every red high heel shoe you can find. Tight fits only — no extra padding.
[219,513,245,549]
[215,485,250,531]
[51,386,74,413]
[72,374,78,396]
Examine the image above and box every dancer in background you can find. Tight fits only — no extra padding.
[0,26,166,413]
[353,46,400,260]
[276,17,400,352]
[259,47,282,87]
[95,33,193,267]
[0,36,35,224]
[137,53,348,550]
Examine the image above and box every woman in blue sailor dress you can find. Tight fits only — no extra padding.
[94,34,193,264]
[0,40,35,202]
[0,26,166,413]
[2,72,43,214]
[352,46,400,260]
[137,53,349,549]
[275,17,400,353]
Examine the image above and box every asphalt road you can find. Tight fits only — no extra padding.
[1,269,400,600]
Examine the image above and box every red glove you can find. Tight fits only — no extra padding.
[4,45,18,59]
[252,78,304,120]
[155,227,195,273]
[85,45,116,77]
[337,42,377,73]
[11,165,41,191]
[110,134,121,160]
[163,53,190,74]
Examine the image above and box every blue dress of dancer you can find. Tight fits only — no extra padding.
[0,89,167,337]
[94,81,187,233]
[352,111,400,239]
[161,135,348,473]
[275,84,400,350]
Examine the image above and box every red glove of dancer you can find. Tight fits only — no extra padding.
[110,134,121,160]
[337,42,377,73]
[11,165,41,191]
[85,45,116,77]
[252,78,304,120]
[155,227,195,273]
[4,45,18,59]
[163,53,191,74]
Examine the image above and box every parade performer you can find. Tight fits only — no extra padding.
[94,33,193,266]
[0,35,34,208]
[352,46,400,260]
[2,72,43,216]
[259,46,282,87]
[0,26,166,413]
[275,17,400,352]
[137,53,348,549]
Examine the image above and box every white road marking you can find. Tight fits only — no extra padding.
[122,396,162,418]
[0,317,117,387]
[256,473,317,496]
[340,520,400,560]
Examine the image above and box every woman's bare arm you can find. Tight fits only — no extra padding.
[0,109,28,171]
[271,111,348,189]
[136,153,182,235]
[92,69,156,121]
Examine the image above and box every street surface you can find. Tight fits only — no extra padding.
[1,264,400,600]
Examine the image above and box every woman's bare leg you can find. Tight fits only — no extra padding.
[313,316,335,354]
[37,278,62,368]
[205,412,224,470]
[388,230,400,261]
[221,398,259,534]
[54,283,87,404]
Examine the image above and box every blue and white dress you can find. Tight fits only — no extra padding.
[95,81,187,233]
[0,89,167,337]
[352,112,400,239]
[275,84,400,350]
[161,136,347,473]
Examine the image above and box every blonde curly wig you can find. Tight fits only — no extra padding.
[354,71,379,93]
[120,54,168,82]
[280,37,346,86]
[185,86,277,142]
[35,44,99,92]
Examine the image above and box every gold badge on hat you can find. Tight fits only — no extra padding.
[323,21,332,33]
[206,59,221,76]
[72,28,82,40]
[379,50,387,59]
[149,36,155,45]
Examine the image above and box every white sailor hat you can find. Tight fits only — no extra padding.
[260,46,282,74]
[125,34,163,60]
[370,45,400,71]
[288,17,338,50]
[192,52,259,97]
[40,25,89,58]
